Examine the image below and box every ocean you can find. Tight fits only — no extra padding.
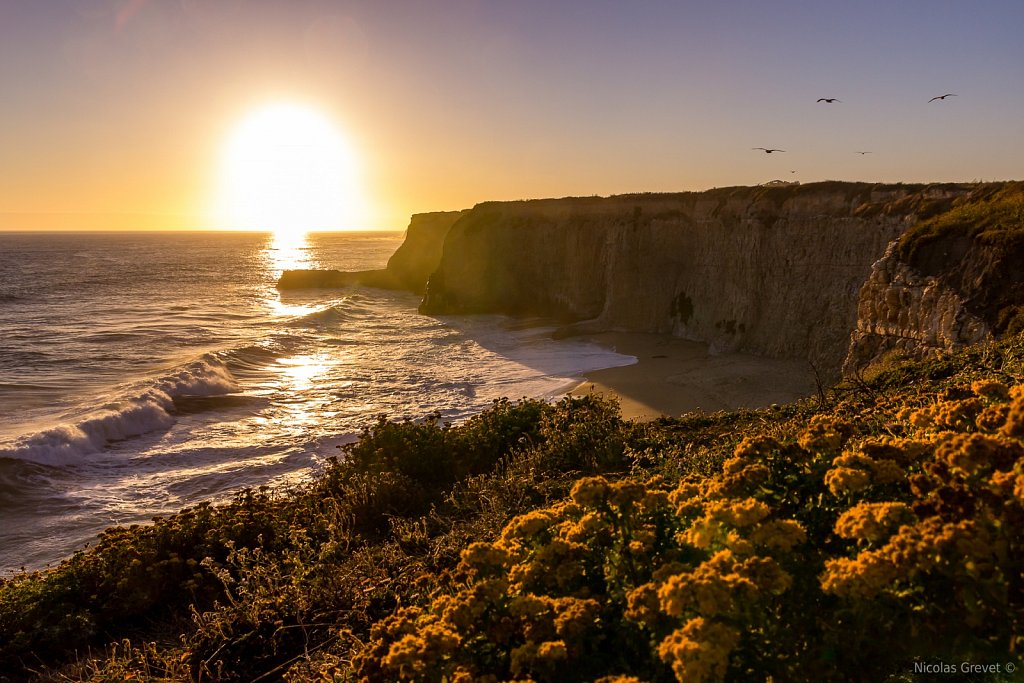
[0,230,634,573]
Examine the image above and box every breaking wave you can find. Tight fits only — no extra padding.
[0,357,239,466]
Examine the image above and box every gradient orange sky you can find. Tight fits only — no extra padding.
[1,1,1022,231]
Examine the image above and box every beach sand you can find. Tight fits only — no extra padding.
[566,332,819,420]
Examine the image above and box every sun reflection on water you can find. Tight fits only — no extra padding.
[262,230,321,318]
[266,230,315,273]
[254,353,336,435]
[277,354,329,390]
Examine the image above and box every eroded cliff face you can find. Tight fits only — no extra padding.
[420,183,977,379]
[845,182,1024,371]
[844,244,991,374]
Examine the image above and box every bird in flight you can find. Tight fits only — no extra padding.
[817,98,840,103]
[928,93,957,102]
[753,147,785,153]
[855,151,872,155]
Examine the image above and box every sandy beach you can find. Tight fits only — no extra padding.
[566,332,819,421]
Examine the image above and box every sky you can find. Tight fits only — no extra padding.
[1,0,1022,231]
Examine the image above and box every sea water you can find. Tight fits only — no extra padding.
[0,231,634,572]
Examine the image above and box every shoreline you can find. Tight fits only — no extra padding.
[565,332,818,420]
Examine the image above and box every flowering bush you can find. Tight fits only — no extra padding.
[355,377,1024,681]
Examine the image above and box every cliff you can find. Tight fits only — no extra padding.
[845,182,1024,372]
[380,210,468,293]
[277,210,466,291]
[279,182,1023,380]
[420,182,984,379]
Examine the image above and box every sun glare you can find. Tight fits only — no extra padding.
[212,102,365,235]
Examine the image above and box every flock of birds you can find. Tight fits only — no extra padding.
[752,94,958,157]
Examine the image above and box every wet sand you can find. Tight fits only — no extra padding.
[566,332,818,420]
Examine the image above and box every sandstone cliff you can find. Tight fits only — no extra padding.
[845,182,1024,372]
[279,182,1023,381]
[382,210,468,293]
[421,182,979,379]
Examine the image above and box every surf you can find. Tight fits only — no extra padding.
[0,356,239,466]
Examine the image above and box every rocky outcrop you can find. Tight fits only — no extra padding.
[277,210,466,291]
[420,182,973,379]
[845,182,1024,370]
[277,268,375,289]
[844,244,991,373]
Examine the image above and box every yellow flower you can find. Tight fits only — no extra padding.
[732,436,782,461]
[610,480,647,508]
[631,528,657,553]
[658,569,732,618]
[460,542,512,575]
[832,451,876,469]
[382,623,460,675]
[502,510,558,543]
[972,379,1010,401]
[657,550,757,617]
[1000,397,1024,438]
[936,433,1006,475]
[868,458,906,485]
[932,398,985,431]
[438,594,485,630]
[625,582,660,626]
[679,519,719,550]
[820,552,898,599]
[553,597,600,640]
[721,456,746,475]
[988,468,1017,494]
[509,642,538,676]
[723,531,754,556]
[472,578,510,604]
[657,618,740,683]
[702,463,770,499]
[747,519,807,552]
[977,403,1010,432]
[834,502,915,543]
[640,489,671,513]
[671,481,706,518]
[561,512,611,544]
[570,476,612,508]
[825,467,871,496]
[508,594,553,619]
[733,555,792,595]
[798,416,849,453]
[705,498,771,528]
[670,481,702,503]
[909,408,934,429]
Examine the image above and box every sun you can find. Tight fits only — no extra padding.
[211,102,366,235]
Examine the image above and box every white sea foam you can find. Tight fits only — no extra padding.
[0,357,239,466]
[155,356,239,397]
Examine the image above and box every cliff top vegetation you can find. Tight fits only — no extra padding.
[468,181,983,213]
[897,181,1024,262]
[895,181,1024,335]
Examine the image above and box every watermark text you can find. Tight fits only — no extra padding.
[913,660,1016,675]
